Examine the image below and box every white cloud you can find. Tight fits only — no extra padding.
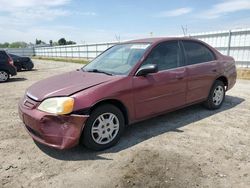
[10,8,70,22]
[0,0,71,24]
[77,12,97,16]
[0,0,70,9]
[156,7,193,17]
[200,0,250,19]
[0,0,98,43]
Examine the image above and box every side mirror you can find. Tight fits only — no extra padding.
[136,64,158,76]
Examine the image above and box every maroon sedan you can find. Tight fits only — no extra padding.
[19,37,237,150]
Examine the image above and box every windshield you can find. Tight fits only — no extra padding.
[82,43,151,75]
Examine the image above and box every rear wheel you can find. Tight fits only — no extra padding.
[82,104,125,150]
[0,70,9,83]
[23,65,33,71]
[15,64,22,71]
[203,80,225,110]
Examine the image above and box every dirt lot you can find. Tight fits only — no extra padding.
[0,60,249,188]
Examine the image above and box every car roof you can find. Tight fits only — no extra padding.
[124,37,202,44]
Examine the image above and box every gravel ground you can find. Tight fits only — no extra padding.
[0,60,250,188]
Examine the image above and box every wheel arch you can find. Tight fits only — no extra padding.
[89,99,129,125]
[0,69,10,74]
[215,75,228,90]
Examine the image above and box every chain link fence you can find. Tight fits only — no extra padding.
[190,28,250,68]
[0,47,34,57]
[35,42,117,60]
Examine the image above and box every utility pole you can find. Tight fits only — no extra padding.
[115,34,121,43]
[181,25,188,36]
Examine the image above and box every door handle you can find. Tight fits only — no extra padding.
[175,75,184,80]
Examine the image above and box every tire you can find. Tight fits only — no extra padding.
[0,70,10,83]
[23,65,33,71]
[203,80,225,110]
[82,104,125,150]
[16,65,22,71]
[26,67,33,71]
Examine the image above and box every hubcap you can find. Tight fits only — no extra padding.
[212,85,224,106]
[0,71,8,82]
[91,113,119,145]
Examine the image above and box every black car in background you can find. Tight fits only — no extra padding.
[0,50,17,82]
[9,53,34,71]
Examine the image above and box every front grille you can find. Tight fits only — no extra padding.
[23,96,37,109]
[25,125,42,139]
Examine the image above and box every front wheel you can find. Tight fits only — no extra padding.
[82,104,125,150]
[203,80,225,110]
[0,70,10,83]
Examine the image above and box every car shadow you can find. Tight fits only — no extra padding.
[18,69,37,72]
[5,77,27,83]
[35,95,244,161]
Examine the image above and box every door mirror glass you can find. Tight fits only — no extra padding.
[136,64,158,76]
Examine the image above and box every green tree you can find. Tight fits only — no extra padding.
[66,41,76,45]
[58,38,67,45]
[9,42,27,48]
[53,41,59,46]
[35,39,46,45]
[0,42,10,48]
[36,39,42,45]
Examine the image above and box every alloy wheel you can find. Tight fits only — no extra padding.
[91,113,120,145]
[0,71,9,82]
[212,85,224,106]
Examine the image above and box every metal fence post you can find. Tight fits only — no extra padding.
[78,45,80,58]
[96,44,98,57]
[86,45,89,60]
[65,46,67,58]
[227,30,232,56]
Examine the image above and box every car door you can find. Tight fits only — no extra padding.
[132,41,187,120]
[181,40,218,104]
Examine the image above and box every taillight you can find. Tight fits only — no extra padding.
[8,57,14,66]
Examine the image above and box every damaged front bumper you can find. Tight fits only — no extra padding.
[18,98,89,149]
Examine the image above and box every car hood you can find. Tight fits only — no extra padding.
[26,70,116,101]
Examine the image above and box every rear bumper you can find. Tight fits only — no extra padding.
[227,67,237,91]
[8,65,17,76]
[18,100,89,149]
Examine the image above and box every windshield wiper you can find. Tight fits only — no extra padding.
[86,69,113,76]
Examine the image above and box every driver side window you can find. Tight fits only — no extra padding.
[143,41,181,71]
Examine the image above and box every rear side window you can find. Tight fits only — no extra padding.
[143,41,182,71]
[0,51,8,61]
[182,41,215,65]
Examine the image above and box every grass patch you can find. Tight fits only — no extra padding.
[237,68,250,80]
[32,56,89,64]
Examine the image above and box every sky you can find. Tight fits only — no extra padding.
[0,0,250,44]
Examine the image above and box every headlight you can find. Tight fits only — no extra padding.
[38,97,74,115]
